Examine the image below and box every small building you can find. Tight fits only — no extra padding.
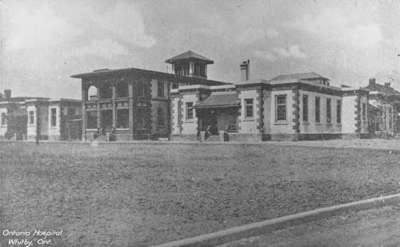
[0,90,81,141]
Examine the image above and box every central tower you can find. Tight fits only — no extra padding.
[165,50,214,79]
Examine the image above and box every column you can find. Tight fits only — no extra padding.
[128,82,134,139]
[96,83,101,130]
[112,83,116,129]
[81,81,87,141]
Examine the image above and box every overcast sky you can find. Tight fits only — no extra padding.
[1,0,400,98]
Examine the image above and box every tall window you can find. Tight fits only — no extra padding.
[315,96,320,123]
[326,98,331,123]
[362,103,367,121]
[275,95,287,121]
[1,113,6,126]
[244,99,254,118]
[157,81,164,97]
[336,100,341,123]
[186,102,194,120]
[29,111,35,125]
[51,108,57,127]
[302,94,308,122]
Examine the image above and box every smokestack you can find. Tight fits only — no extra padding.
[4,89,11,100]
[369,78,376,87]
[240,60,250,81]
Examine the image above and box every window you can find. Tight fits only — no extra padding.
[172,82,179,89]
[29,111,35,125]
[158,107,165,128]
[336,100,341,124]
[315,96,320,123]
[87,85,98,101]
[275,95,287,121]
[326,98,331,123]
[362,103,367,121]
[1,113,6,126]
[245,99,254,118]
[51,108,57,127]
[302,94,308,122]
[116,109,129,129]
[186,102,194,120]
[86,111,97,129]
[157,81,164,97]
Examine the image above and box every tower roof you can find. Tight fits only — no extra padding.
[165,50,214,64]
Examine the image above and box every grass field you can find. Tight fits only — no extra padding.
[1,142,400,246]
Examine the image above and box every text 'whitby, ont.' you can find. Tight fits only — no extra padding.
[2,229,63,247]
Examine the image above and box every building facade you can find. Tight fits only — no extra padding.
[72,51,369,142]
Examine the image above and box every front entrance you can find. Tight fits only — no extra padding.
[196,107,239,138]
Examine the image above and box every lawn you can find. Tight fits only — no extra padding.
[1,142,400,246]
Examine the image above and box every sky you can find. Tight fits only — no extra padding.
[1,0,400,99]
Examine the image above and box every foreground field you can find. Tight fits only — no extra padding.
[1,142,400,246]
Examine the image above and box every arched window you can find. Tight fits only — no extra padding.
[88,85,98,101]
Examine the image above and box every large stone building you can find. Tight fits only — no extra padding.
[0,90,81,140]
[72,50,369,142]
[71,51,225,141]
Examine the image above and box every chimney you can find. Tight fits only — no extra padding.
[369,78,376,87]
[4,89,11,100]
[240,60,250,81]
[384,82,391,88]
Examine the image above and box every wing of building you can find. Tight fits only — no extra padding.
[0,90,82,141]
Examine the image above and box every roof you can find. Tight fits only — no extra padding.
[270,72,328,82]
[165,50,214,64]
[71,67,227,86]
[194,91,239,109]
[363,82,400,96]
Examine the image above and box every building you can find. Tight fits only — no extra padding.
[72,50,369,142]
[0,90,81,140]
[363,78,400,137]
[71,51,225,141]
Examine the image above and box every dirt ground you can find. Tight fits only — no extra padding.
[2,141,400,246]
[219,205,400,247]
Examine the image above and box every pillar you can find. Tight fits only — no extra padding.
[96,83,101,130]
[112,83,116,129]
[81,81,87,140]
[128,82,134,139]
